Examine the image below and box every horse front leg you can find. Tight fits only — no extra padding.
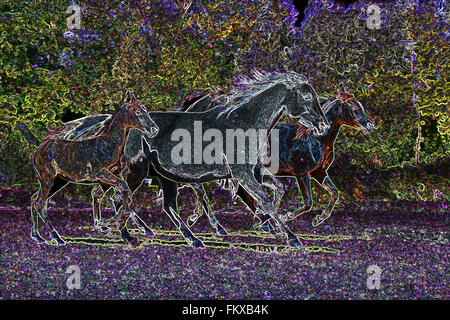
[182,184,204,227]
[95,168,138,246]
[184,183,227,236]
[233,166,302,248]
[91,185,110,233]
[109,185,156,238]
[112,159,155,237]
[234,185,276,235]
[198,183,228,236]
[311,172,339,227]
[254,169,285,233]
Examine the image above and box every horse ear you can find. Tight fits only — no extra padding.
[122,91,135,105]
[113,103,120,112]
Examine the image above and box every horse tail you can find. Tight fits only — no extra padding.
[15,121,41,146]
[173,90,210,111]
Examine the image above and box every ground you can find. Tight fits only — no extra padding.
[0,190,448,299]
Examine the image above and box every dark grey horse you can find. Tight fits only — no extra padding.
[100,71,329,248]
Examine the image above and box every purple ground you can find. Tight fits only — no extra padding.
[0,189,448,300]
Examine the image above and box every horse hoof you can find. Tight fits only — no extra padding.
[287,237,302,248]
[216,226,228,236]
[261,222,276,235]
[54,238,66,246]
[187,216,197,227]
[31,234,46,244]
[132,240,141,247]
[122,233,140,246]
[192,239,205,248]
[312,216,327,227]
[100,226,111,234]
[124,237,140,247]
[144,229,156,238]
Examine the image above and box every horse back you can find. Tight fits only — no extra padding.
[47,115,111,141]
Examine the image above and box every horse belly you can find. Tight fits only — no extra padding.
[51,140,119,182]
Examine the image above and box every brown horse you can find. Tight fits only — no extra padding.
[24,92,159,245]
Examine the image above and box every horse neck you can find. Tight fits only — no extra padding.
[319,101,344,146]
[104,112,131,142]
[233,83,289,129]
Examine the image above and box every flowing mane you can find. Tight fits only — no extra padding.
[217,70,308,118]
[46,103,125,141]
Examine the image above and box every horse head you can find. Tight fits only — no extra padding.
[118,91,159,138]
[338,91,375,134]
[284,80,329,136]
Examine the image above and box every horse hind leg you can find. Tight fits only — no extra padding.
[33,177,65,246]
[181,184,203,227]
[312,173,339,227]
[30,175,68,244]
[130,213,155,238]
[30,191,46,244]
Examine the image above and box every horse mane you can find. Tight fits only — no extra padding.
[46,103,123,141]
[173,90,210,112]
[217,70,308,118]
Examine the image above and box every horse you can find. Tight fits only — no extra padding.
[92,70,330,248]
[18,92,159,245]
[185,91,375,232]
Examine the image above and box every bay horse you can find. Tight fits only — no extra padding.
[185,91,375,232]
[19,92,159,245]
[92,71,329,248]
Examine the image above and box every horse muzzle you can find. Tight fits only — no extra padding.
[146,126,159,138]
[311,121,329,136]
[363,122,375,133]
[317,121,329,135]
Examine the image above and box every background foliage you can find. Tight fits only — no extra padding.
[0,0,448,204]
